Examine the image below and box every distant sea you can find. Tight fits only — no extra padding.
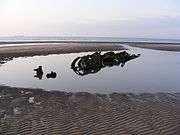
[0,36,180,44]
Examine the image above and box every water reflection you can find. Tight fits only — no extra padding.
[46,71,57,79]
[71,51,140,76]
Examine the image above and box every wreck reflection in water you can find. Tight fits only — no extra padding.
[71,51,140,76]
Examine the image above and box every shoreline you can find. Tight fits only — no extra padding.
[128,43,180,52]
[0,43,125,62]
[1,41,180,45]
[0,41,180,54]
[1,42,180,64]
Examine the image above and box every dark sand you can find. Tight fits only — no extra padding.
[128,43,180,52]
[0,43,125,58]
[0,86,180,135]
[0,43,125,64]
[1,42,180,60]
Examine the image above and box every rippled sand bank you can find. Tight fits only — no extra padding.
[1,86,180,135]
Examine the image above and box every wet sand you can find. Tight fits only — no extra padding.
[128,43,180,52]
[0,86,180,135]
[1,42,180,60]
[0,43,125,65]
[0,43,125,58]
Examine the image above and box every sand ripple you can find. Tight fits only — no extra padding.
[0,86,180,135]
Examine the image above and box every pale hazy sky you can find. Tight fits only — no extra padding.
[0,0,180,38]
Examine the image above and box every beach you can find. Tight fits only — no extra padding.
[1,42,180,135]
[0,43,126,64]
[1,42,180,59]
[1,42,180,60]
[128,42,180,52]
[0,43,127,66]
[0,43,126,57]
[1,86,180,134]
[1,0,180,134]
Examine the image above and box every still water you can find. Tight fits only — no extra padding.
[0,47,180,93]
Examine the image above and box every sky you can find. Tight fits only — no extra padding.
[0,0,180,38]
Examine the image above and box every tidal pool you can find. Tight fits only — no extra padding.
[0,46,180,93]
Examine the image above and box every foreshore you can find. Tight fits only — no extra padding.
[128,42,180,51]
[0,43,125,58]
[1,42,180,134]
[1,42,180,65]
[0,42,180,60]
[0,43,126,64]
[0,85,180,134]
